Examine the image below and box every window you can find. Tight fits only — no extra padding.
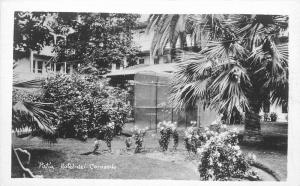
[139,58,144,64]
[51,63,54,71]
[56,64,62,72]
[37,61,43,73]
[66,64,71,73]
[32,60,36,73]
[32,60,43,73]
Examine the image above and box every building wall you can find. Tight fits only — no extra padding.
[259,103,288,122]
[14,57,42,81]
[14,56,76,81]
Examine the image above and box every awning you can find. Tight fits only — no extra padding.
[105,63,177,78]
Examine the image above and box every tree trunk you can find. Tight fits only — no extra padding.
[243,100,263,143]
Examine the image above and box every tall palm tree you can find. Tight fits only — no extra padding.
[12,62,57,177]
[146,14,189,61]
[148,14,288,142]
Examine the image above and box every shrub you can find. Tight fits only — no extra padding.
[158,121,178,151]
[129,126,148,153]
[184,117,226,154]
[184,125,223,154]
[39,74,132,140]
[270,112,277,122]
[92,122,115,152]
[196,127,259,181]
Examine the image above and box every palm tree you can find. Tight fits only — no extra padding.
[146,14,189,61]
[12,62,57,177]
[148,14,288,142]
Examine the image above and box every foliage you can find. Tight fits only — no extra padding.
[13,63,57,141]
[93,122,115,152]
[270,112,278,122]
[12,63,57,178]
[149,14,288,138]
[128,126,148,153]
[195,127,259,180]
[147,14,190,58]
[13,12,54,60]
[184,115,223,154]
[12,89,41,104]
[158,121,178,151]
[38,73,132,140]
[13,12,141,73]
[51,13,141,74]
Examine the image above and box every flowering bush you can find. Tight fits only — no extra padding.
[128,126,148,153]
[158,121,178,151]
[184,126,221,154]
[39,74,132,140]
[195,128,259,180]
[182,116,259,180]
[184,118,227,154]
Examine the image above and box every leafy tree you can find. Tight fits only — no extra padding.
[51,13,141,74]
[148,14,288,142]
[13,11,54,60]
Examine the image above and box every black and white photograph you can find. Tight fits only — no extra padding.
[1,0,300,185]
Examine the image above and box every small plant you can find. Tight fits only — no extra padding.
[104,122,115,151]
[130,126,148,153]
[93,122,115,152]
[158,121,178,151]
[125,137,133,150]
[172,129,179,150]
[264,113,270,122]
[270,112,277,122]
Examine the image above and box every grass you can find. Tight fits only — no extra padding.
[12,134,199,179]
[12,122,287,180]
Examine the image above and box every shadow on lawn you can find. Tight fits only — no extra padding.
[237,134,288,152]
[11,148,67,178]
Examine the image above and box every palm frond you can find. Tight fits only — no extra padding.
[270,42,288,67]
[13,79,43,89]
[169,50,251,117]
[264,66,288,106]
[236,15,288,51]
[208,65,250,117]
[147,14,191,56]
[12,101,57,135]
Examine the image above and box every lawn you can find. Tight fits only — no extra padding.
[11,122,288,180]
[12,134,199,179]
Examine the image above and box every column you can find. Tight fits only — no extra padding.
[149,50,154,65]
[70,64,73,74]
[30,49,34,73]
[123,56,127,68]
